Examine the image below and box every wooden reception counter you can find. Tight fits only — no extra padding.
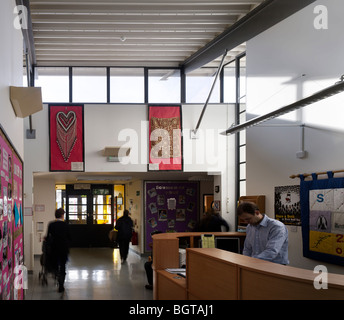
[152,232,344,300]
[152,232,245,300]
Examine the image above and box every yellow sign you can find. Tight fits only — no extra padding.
[309,231,344,257]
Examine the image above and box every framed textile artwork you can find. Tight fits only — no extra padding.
[148,105,182,171]
[0,124,24,300]
[49,104,85,172]
[300,172,344,266]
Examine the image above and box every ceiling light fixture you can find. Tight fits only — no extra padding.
[76,175,132,181]
[221,76,344,135]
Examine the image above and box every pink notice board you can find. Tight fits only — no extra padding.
[0,125,24,300]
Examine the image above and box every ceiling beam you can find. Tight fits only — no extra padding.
[35,44,201,51]
[221,80,344,135]
[181,0,317,73]
[31,23,227,31]
[16,0,36,68]
[30,14,238,25]
[33,31,218,41]
[29,0,262,5]
[30,4,252,14]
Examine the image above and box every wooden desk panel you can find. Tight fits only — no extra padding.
[187,250,238,300]
[152,232,245,300]
[240,268,343,300]
[156,270,187,300]
[153,233,344,300]
[153,238,179,270]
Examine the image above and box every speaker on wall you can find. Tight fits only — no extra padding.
[9,86,43,118]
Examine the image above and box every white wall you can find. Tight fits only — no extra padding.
[246,0,344,274]
[85,104,147,172]
[0,0,24,156]
[25,103,233,173]
[0,1,26,266]
[25,102,236,255]
[32,177,56,255]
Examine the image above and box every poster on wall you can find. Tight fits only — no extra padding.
[300,171,344,266]
[145,181,199,252]
[274,185,301,225]
[148,105,182,171]
[0,125,24,300]
[49,104,85,172]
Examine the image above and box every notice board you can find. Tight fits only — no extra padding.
[0,125,24,300]
[145,181,199,252]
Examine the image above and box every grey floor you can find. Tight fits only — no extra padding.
[25,247,153,300]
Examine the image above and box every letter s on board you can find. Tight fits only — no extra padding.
[317,194,324,203]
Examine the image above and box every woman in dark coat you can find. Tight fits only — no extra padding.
[115,210,133,263]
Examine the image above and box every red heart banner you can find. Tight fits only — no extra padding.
[49,105,84,171]
[56,111,77,162]
[56,111,76,132]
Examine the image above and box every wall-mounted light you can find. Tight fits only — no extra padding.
[76,175,132,181]
[102,147,130,162]
[221,77,344,135]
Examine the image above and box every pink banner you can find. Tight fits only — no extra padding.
[49,104,84,172]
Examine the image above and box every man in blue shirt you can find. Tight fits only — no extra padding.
[237,202,289,265]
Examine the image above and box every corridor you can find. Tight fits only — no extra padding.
[26,248,153,300]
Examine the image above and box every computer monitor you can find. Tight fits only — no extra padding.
[215,237,241,254]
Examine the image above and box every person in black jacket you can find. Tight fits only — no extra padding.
[115,209,133,263]
[196,209,230,232]
[46,208,70,293]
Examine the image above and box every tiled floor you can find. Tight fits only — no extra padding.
[25,247,153,300]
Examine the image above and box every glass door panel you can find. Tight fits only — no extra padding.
[93,194,112,224]
[63,184,115,247]
[68,195,88,224]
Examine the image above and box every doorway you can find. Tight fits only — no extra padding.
[57,184,125,247]
[203,194,214,214]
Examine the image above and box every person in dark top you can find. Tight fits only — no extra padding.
[115,209,133,263]
[196,209,230,232]
[46,208,70,293]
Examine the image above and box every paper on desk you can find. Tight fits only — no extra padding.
[201,234,215,248]
[165,268,186,273]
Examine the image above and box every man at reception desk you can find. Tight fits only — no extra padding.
[237,202,289,265]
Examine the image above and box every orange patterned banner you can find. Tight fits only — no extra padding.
[148,105,182,171]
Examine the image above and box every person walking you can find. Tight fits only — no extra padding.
[115,210,134,263]
[46,208,71,293]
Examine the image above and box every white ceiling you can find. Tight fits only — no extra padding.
[28,0,263,68]
[33,171,215,184]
